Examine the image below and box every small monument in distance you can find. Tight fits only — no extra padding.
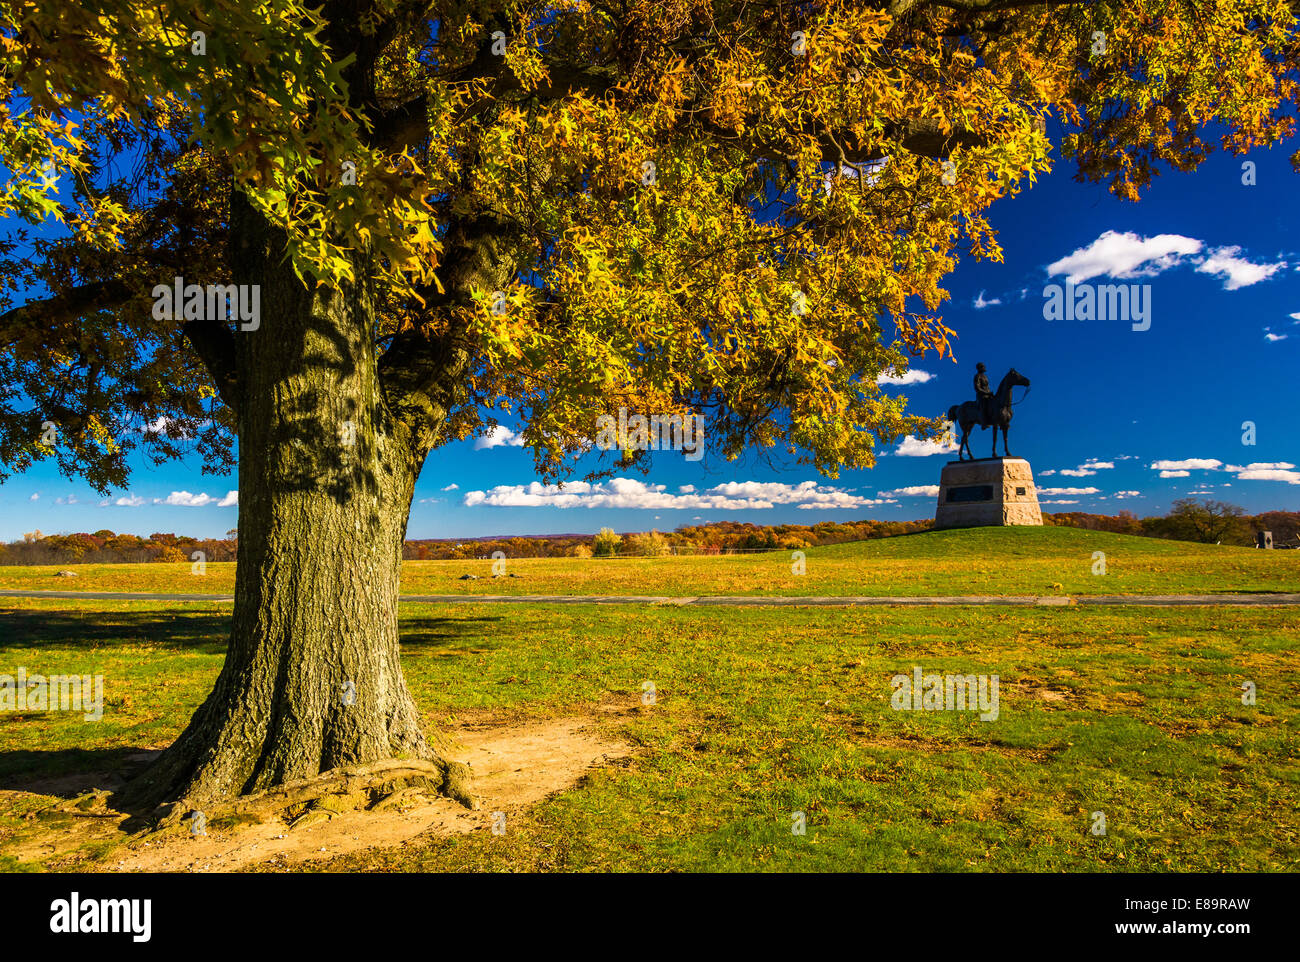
[934,364,1043,529]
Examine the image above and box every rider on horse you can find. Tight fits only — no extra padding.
[950,364,1030,460]
[974,363,993,426]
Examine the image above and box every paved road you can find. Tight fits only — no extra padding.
[3,589,1299,607]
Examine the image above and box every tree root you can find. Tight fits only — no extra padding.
[40,789,117,818]
[135,758,476,835]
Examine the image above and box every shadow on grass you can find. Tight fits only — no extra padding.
[0,747,157,796]
[400,614,505,649]
[0,609,510,654]
[0,609,231,654]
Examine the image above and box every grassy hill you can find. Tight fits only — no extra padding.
[1,526,1296,597]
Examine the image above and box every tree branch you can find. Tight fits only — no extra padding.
[181,319,240,414]
[889,0,1085,15]
[378,210,521,453]
[699,114,985,164]
[371,95,430,150]
[0,280,133,337]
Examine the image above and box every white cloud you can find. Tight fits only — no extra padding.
[881,485,940,497]
[1042,499,1080,505]
[1265,332,1288,342]
[28,493,38,501]
[1195,246,1287,290]
[141,415,209,439]
[1047,232,1284,292]
[1159,470,1190,478]
[1114,490,1141,499]
[1058,461,1131,479]
[463,478,886,511]
[973,290,1001,309]
[440,483,459,491]
[1150,458,1222,472]
[106,490,234,508]
[1047,230,1202,283]
[55,495,79,505]
[894,434,958,457]
[1058,460,1113,477]
[1039,486,1100,496]
[1290,312,1300,322]
[1039,469,1056,477]
[155,491,216,507]
[824,160,887,193]
[1233,467,1300,484]
[876,369,935,386]
[474,425,526,449]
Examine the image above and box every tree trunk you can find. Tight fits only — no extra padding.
[122,200,461,811]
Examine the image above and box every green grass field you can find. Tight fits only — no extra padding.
[1,535,1297,871]
[3,527,1298,597]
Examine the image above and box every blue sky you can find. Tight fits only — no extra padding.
[4,141,1299,540]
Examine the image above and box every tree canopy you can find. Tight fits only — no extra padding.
[5,0,1297,493]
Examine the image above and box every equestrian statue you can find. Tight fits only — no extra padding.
[947,364,1031,461]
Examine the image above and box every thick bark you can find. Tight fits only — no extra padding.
[121,198,459,810]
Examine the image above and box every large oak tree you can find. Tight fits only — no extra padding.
[2,0,1297,810]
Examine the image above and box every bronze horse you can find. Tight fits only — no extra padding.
[948,368,1030,461]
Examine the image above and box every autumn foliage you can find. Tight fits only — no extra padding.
[6,1,1300,488]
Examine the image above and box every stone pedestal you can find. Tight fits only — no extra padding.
[933,458,1043,529]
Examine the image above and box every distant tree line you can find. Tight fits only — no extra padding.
[403,518,936,560]
[1043,499,1298,548]
[2,501,1294,565]
[1,529,239,565]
